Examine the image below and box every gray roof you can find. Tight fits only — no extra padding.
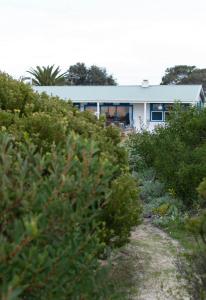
[33,85,204,103]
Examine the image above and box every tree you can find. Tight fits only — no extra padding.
[161,65,206,92]
[161,65,196,85]
[65,62,117,85]
[181,68,206,91]
[87,65,117,85]
[67,62,88,85]
[27,65,67,86]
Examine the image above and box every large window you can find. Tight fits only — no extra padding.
[73,103,80,109]
[100,104,131,126]
[84,103,97,113]
[150,103,173,122]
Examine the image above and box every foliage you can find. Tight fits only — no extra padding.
[27,65,67,86]
[178,181,206,300]
[161,65,196,85]
[197,178,206,207]
[87,65,116,85]
[153,203,170,216]
[127,100,206,298]
[66,62,117,85]
[0,72,141,299]
[128,105,206,206]
[0,72,34,114]
[102,174,141,247]
[66,62,88,85]
[0,133,118,299]
[161,65,206,92]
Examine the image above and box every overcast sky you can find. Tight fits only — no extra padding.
[1,0,206,85]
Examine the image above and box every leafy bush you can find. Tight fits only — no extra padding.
[0,72,34,114]
[0,133,116,299]
[0,73,141,299]
[102,174,141,247]
[180,180,206,299]
[153,203,170,216]
[197,178,206,207]
[128,105,206,207]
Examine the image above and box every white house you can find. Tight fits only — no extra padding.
[33,81,205,131]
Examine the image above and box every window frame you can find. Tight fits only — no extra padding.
[151,111,163,122]
[150,103,173,122]
[100,103,133,126]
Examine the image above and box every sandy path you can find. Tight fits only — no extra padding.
[111,220,190,299]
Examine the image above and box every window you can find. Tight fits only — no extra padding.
[151,104,163,111]
[164,111,170,121]
[100,104,131,126]
[150,103,173,122]
[151,111,163,121]
[73,103,80,109]
[85,103,97,113]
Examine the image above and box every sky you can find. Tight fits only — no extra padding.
[1,0,206,85]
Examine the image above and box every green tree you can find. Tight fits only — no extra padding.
[161,65,206,92]
[67,62,88,85]
[161,65,196,85]
[87,65,116,85]
[65,62,117,85]
[27,65,67,86]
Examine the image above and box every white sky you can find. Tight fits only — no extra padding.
[1,0,206,85]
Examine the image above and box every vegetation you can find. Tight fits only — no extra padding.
[66,62,117,85]
[27,65,67,86]
[0,72,140,299]
[127,104,206,299]
[161,65,206,92]
[128,105,206,206]
[27,63,117,86]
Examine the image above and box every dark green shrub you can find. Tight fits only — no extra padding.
[0,133,117,299]
[128,105,206,206]
[182,180,206,299]
[102,174,141,247]
[0,73,141,299]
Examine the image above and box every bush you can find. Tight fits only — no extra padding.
[102,174,141,247]
[197,177,206,207]
[0,133,117,299]
[128,105,206,207]
[0,72,34,114]
[181,180,206,299]
[0,73,141,299]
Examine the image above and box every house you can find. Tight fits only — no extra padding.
[33,81,205,131]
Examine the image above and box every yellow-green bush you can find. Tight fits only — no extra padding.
[153,203,170,216]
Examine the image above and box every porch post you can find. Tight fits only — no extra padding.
[96,102,100,119]
[80,103,84,112]
[143,102,147,126]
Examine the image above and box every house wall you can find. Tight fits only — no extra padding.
[133,103,152,131]
[148,121,164,131]
[133,103,167,131]
[133,103,144,130]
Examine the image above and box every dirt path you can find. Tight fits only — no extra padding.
[111,220,190,300]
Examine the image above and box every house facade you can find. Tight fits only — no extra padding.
[33,82,205,131]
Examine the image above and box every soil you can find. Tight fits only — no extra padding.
[111,220,191,300]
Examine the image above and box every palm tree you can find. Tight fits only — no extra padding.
[27,65,67,86]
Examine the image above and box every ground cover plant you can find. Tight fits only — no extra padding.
[0,72,141,300]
